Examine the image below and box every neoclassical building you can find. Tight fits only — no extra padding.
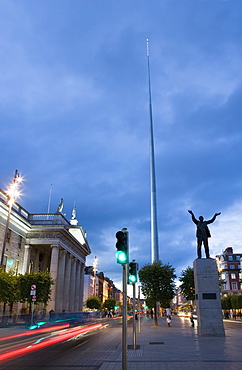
[0,189,91,313]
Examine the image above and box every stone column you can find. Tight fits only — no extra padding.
[63,253,72,311]
[69,257,77,312]
[79,263,85,310]
[34,249,39,271]
[55,249,66,312]
[22,245,31,274]
[193,258,225,336]
[74,261,81,311]
[49,245,59,311]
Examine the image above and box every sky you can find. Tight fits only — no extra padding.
[1,0,242,291]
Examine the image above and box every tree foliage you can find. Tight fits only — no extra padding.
[222,295,242,310]
[139,261,176,325]
[103,298,116,311]
[145,296,156,309]
[179,267,195,302]
[86,296,101,310]
[0,269,18,304]
[17,271,54,305]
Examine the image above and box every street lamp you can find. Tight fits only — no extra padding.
[0,170,23,268]
[93,256,98,296]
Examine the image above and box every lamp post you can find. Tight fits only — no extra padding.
[93,256,98,296]
[0,170,23,269]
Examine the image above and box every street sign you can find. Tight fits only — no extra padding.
[31,284,36,290]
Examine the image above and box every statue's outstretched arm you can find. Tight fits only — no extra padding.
[188,210,198,224]
[207,212,221,224]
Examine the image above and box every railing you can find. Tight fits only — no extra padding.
[28,213,70,225]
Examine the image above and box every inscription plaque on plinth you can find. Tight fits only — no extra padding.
[193,258,225,336]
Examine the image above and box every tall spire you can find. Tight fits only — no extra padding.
[147,39,159,263]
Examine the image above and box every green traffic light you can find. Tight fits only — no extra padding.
[129,275,137,284]
[116,250,128,264]
[115,230,128,264]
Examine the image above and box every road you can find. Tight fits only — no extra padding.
[0,318,123,370]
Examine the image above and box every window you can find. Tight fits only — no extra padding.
[221,273,226,280]
[231,274,236,279]
[232,282,237,290]
[6,229,11,243]
[236,256,241,261]
[222,283,226,290]
[228,256,233,261]
[230,265,235,269]
[18,236,22,249]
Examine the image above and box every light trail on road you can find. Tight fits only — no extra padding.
[0,323,102,365]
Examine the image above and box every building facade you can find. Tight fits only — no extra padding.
[0,189,91,314]
[216,247,242,296]
[83,267,123,308]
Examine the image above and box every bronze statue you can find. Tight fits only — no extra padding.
[188,210,221,258]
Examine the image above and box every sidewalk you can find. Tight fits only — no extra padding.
[100,315,242,370]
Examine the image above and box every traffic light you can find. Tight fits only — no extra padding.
[129,261,138,284]
[115,230,128,264]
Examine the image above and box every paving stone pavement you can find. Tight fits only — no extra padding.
[98,315,242,370]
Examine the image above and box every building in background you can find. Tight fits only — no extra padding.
[83,267,123,309]
[216,247,242,296]
[0,189,91,314]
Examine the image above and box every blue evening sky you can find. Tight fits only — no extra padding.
[1,0,242,289]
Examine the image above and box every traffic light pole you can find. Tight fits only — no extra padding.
[122,263,128,370]
[132,283,136,350]
[138,285,141,333]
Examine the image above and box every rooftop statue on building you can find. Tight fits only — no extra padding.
[57,198,64,213]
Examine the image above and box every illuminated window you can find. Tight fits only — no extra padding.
[221,273,226,280]
[231,274,236,279]
[29,260,34,273]
[14,260,19,275]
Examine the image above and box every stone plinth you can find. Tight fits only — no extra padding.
[193,258,225,336]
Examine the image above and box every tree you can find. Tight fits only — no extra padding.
[17,271,54,309]
[86,296,101,310]
[231,295,242,310]
[0,269,18,304]
[139,261,176,326]
[179,267,195,302]
[0,269,18,318]
[221,296,232,311]
[103,298,116,311]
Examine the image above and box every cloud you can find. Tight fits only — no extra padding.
[211,200,242,255]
